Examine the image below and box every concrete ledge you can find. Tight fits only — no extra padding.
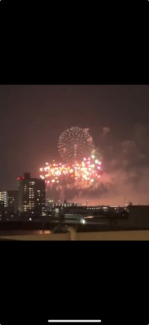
[0,232,70,241]
[77,230,149,240]
[1,229,149,240]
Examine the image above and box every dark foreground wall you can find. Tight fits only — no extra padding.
[128,205,149,228]
[0,205,149,232]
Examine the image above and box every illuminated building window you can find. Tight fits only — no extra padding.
[29,182,35,185]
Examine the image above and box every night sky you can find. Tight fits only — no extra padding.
[1,85,149,205]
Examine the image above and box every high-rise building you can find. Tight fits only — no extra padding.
[0,200,4,219]
[7,190,18,212]
[0,191,8,207]
[18,172,45,216]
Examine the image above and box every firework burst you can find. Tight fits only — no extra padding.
[39,154,102,188]
[58,126,95,162]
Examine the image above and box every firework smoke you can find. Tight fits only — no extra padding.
[40,124,149,205]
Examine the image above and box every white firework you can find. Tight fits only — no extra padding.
[58,126,95,162]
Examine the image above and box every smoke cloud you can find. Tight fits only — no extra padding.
[68,124,149,205]
[46,124,149,206]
